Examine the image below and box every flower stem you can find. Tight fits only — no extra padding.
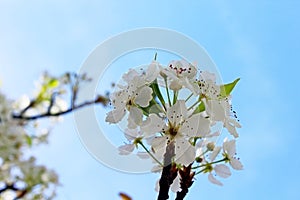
[194,149,209,160]
[187,100,200,111]
[151,80,166,111]
[192,158,228,170]
[138,141,163,167]
[185,93,193,102]
[173,90,178,105]
[164,78,172,106]
[209,158,227,165]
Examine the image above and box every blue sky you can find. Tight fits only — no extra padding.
[1,0,300,199]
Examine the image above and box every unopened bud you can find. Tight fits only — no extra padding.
[207,142,215,151]
[159,70,167,79]
[195,156,203,163]
[95,95,109,106]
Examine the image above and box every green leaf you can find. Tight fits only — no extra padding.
[25,135,33,147]
[220,78,240,97]
[36,78,59,103]
[150,79,166,108]
[193,101,205,114]
[139,100,155,116]
[48,78,59,88]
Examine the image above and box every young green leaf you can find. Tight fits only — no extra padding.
[36,78,59,103]
[193,101,205,114]
[220,78,240,97]
[48,78,59,88]
[150,79,166,109]
[25,135,33,147]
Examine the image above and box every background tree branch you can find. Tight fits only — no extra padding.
[12,95,108,121]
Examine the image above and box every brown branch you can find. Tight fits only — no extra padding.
[175,164,195,200]
[19,100,36,116]
[47,92,59,113]
[12,95,108,121]
[70,73,79,108]
[157,142,178,200]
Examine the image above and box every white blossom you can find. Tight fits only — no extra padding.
[148,100,210,166]
[106,58,243,188]
[198,71,221,99]
[0,92,59,199]
[162,60,200,94]
[223,139,243,170]
[203,97,241,138]
[144,61,161,83]
[118,129,142,155]
[196,142,232,186]
[106,63,160,128]
[106,76,152,127]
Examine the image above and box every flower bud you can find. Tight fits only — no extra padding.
[207,142,215,151]
[159,69,167,79]
[195,156,203,163]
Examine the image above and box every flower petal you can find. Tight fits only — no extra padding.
[118,144,135,155]
[225,121,239,138]
[230,158,243,170]
[169,80,182,91]
[122,69,139,83]
[105,109,126,123]
[135,86,153,107]
[141,114,165,136]
[228,118,242,128]
[150,136,168,162]
[214,164,231,178]
[184,113,211,137]
[128,107,143,129]
[145,61,160,83]
[175,138,195,166]
[124,129,140,141]
[210,146,221,161]
[167,100,187,126]
[200,71,216,82]
[223,139,236,156]
[205,99,226,121]
[151,136,168,152]
[208,173,223,186]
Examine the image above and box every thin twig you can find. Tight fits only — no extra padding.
[12,96,108,121]
[47,92,59,113]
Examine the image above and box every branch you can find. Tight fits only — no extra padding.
[157,142,178,200]
[47,92,59,114]
[12,95,108,121]
[175,164,195,200]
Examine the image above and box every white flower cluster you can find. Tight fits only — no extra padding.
[106,58,243,186]
[0,93,59,199]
